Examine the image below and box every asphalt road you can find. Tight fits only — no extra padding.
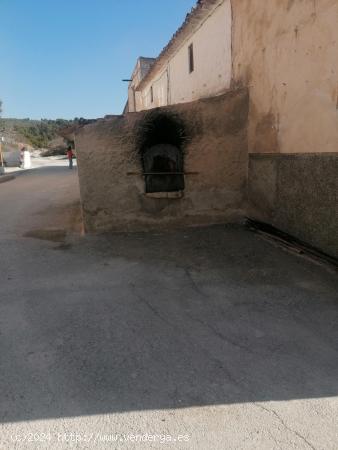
[0,160,338,449]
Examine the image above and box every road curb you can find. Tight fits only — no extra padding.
[0,174,15,184]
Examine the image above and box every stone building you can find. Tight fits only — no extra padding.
[73,0,338,259]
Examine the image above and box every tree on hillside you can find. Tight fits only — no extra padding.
[14,118,74,149]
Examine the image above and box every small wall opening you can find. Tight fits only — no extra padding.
[137,112,186,194]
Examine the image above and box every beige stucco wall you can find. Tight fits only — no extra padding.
[139,70,169,110]
[139,0,232,111]
[128,58,155,112]
[232,0,338,154]
[75,89,248,232]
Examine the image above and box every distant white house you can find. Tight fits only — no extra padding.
[127,0,232,112]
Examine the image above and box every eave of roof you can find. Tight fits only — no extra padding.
[139,56,156,63]
[136,0,223,91]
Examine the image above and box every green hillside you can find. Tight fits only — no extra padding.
[0,118,74,149]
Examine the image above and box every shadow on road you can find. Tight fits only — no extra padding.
[1,224,337,423]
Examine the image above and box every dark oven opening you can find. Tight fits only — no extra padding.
[138,112,186,194]
[143,144,184,193]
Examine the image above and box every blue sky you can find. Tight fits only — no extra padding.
[0,0,196,119]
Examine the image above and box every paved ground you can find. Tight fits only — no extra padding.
[0,160,337,449]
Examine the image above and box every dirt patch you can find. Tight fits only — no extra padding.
[53,242,73,251]
[34,201,83,234]
[24,229,67,242]
[24,201,83,243]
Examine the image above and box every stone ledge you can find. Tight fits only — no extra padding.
[144,191,184,199]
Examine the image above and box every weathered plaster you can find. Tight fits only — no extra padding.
[249,152,338,258]
[138,0,232,110]
[232,0,338,154]
[75,89,248,233]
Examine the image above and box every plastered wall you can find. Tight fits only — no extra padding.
[139,0,232,110]
[232,0,338,154]
[75,89,248,233]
